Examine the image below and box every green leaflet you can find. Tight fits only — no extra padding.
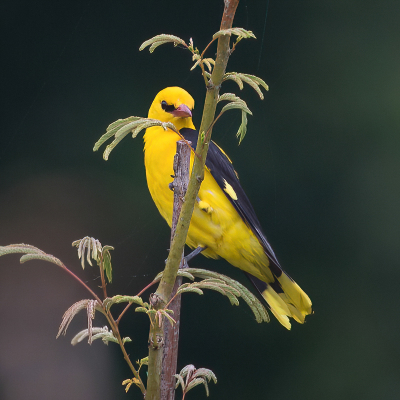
[94,117,179,160]
[236,110,248,145]
[102,247,113,284]
[104,295,144,312]
[0,244,64,268]
[175,364,217,398]
[72,237,113,283]
[139,34,187,53]
[223,72,269,99]
[93,116,140,152]
[213,27,256,40]
[155,267,269,323]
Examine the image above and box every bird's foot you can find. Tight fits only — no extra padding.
[184,246,206,265]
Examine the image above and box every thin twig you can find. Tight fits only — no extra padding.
[59,263,103,304]
[116,279,159,325]
[199,62,210,87]
[175,131,201,161]
[204,111,224,143]
[201,37,217,58]
[106,312,147,395]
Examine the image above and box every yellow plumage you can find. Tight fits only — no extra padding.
[144,87,312,329]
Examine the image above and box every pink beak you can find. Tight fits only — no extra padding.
[169,104,192,118]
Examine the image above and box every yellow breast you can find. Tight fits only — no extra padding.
[143,126,270,280]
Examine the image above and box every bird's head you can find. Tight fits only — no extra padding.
[148,87,195,131]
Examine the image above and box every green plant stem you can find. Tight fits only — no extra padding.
[145,1,239,400]
[199,61,209,87]
[107,313,147,395]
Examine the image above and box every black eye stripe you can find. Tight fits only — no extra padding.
[161,100,176,112]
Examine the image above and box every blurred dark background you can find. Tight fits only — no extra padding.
[1,1,399,399]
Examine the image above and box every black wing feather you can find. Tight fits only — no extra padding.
[180,128,283,276]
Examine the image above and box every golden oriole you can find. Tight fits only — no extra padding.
[144,87,312,329]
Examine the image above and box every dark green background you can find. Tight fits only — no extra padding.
[1,1,399,399]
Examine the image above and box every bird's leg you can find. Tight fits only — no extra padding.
[183,246,206,267]
[164,246,206,266]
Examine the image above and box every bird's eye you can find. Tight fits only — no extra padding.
[161,100,176,112]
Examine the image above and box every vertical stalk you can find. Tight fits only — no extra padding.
[146,2,240,399]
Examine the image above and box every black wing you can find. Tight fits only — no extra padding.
[180,128,283,276]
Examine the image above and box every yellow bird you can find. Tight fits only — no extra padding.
[144,87,312,329]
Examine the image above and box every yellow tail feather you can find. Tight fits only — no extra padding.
[276,273,312,316]
[262,276,312,330]
[262,286,292,330]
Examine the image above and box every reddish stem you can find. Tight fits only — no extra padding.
[116,279,159,325]
[201,37,218,58]
[60,263,103,304]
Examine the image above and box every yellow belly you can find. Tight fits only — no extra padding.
[144,127,272,282]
